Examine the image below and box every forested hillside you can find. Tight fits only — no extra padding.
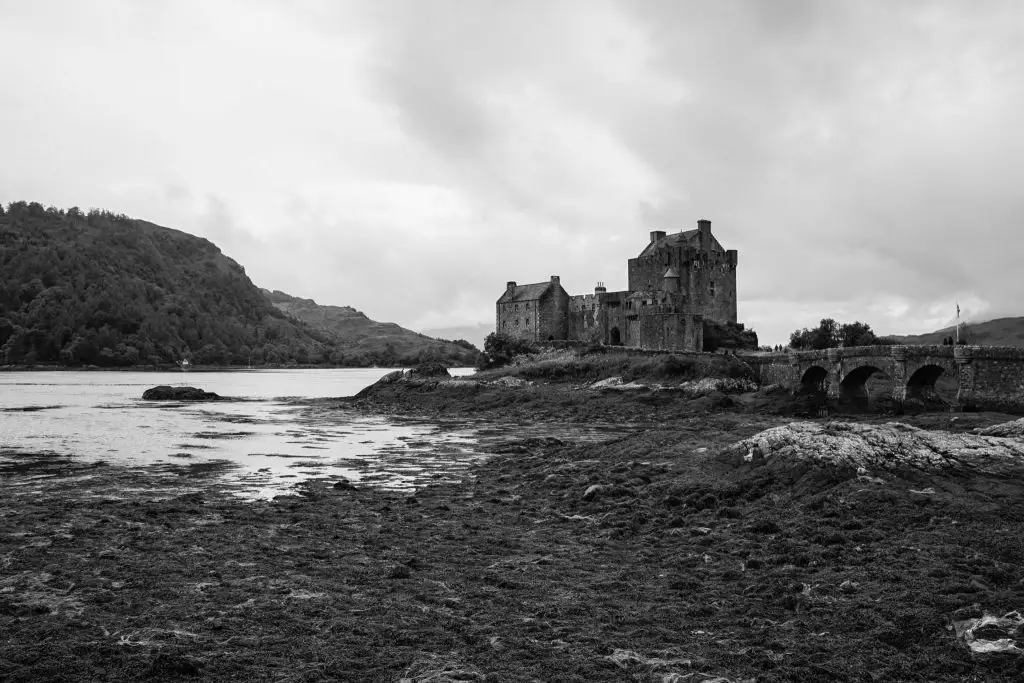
[0,201,337,367]
[265,291,478,367]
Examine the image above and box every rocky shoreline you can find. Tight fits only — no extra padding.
[3,376,1024,681]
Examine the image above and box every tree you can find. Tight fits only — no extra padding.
[789,318,895,350]
[477,332,537,370]
[703,320,758,352]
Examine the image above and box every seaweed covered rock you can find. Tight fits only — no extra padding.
[142,386,222,401]
[407,362,451,379]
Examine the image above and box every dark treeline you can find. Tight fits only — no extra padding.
[0,201,471,368]
[788,318,897,350]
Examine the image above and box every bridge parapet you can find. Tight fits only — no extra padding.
[958,345,1024,360]
[830,345,896,359]
[900,344,954,359]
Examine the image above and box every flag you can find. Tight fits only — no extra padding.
[956,302,960,318]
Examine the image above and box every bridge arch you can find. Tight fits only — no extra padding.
[906,364,946,400]
[840,365,886,405]
[799,365,829,393]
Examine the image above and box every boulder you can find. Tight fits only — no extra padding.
[490,376,532,388]
[142,386,222,401]
[975,417,1024,438]
[590,377,649,392]
[679,377,757,397]
[720,421,1024,480]
[407,362,451,378]
[376,370,406,385]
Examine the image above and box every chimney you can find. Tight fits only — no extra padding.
[506,281,516,294]
[550,275,560,287]
[649,230,666,243]
[595,281,606,294]
[697,219,711,250]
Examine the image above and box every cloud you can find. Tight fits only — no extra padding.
[1,0,1023,345]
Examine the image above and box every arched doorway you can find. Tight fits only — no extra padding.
[609,327,622,346]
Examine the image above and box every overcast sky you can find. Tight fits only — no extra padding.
[2,0,1022,346]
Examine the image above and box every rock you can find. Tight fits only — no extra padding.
[591,377,624,390]
[585,376,647,393]
[582,484,607,501]
[952,610,1024,655]
[490,376,532,388]
[438,378,482,391]
[376,369,406,385]
[975,417,1024,438]
[333,479,357,491]
[720,421,1024,480]
[590,377,649,392]
[141,385,222,401]
[407,362,450,378]
[679,377,757,397]
[839,579,859,593]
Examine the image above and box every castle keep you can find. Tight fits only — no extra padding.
[496,219,738,351]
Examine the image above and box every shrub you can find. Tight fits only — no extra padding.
[476,332,538,370]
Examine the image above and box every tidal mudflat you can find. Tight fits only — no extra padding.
[3,371,1024,681]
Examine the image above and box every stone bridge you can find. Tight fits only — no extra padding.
[744,345,1024,411]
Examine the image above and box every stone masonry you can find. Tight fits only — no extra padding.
[496,219,740,351]
[746,344,1024,412]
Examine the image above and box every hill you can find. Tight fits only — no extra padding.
[0,201,335,367]
[0,201,475,368]
[891,316,1024,347]
[264,290,478,366]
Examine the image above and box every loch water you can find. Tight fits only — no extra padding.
[0,368,500,497]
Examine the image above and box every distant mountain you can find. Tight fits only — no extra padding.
[890,317,1024,347]
[264,291,479,366]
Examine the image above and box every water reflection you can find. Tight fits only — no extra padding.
[0,369,616,498]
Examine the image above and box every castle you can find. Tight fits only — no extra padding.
[496,219,738,352]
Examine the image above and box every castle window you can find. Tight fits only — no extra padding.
[710,281,716,296]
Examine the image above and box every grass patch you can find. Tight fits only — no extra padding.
[475,347,754,384]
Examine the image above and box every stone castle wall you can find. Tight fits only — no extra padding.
[539,287,569,341]
[628,247,738,325]
[497,221,738,352]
